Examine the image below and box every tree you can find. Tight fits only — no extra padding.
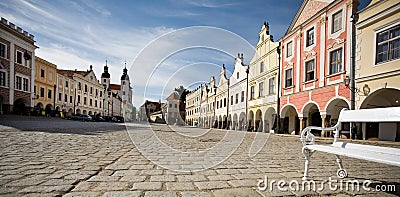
[174,85,190,102]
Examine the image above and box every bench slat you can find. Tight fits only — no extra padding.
[306,144,400,167]
[339,107,400,122]
[332,142,400,156]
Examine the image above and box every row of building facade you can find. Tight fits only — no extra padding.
[185,0,400,141]
[0,17,134,121]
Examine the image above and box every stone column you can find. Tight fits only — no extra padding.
[320,112,327,137]
[298,114,304,134]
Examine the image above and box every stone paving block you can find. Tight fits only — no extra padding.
[207,174,234,181]
[17,185,74,193]
[217,169,241,175]
[228,179,258,187]
[194,181,231,190]
[119,175,147,182]
[150,175,175,182]
[180,191,212,197]
[213,188,262,197]
[72,181,99,192]
[40,178,79,186]
[103,191,142,197]
[92,182,131,191]
[64,192,102,197]
[112,170,138,177]
[144,191,177,197]
[88,175,120,182]
[129,164,155,170]
[165,182,195,190]
[132,182,162,190]
[139,169,163,176]
[177,174,207,182]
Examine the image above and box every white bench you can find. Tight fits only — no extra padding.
[300,107,400,181]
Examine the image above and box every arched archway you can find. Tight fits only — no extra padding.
[280,105,299,134]
[76,109,81,115]
[302,102,321,136]
[88,111,93,116]
[55,106,61,116]
[228,114,232,130]
[82,110,87,115]
[35,102,44,116]
[45,104,53,116]
[264,107,277,133]
[223,115,227,129]
[233,113,238,130]
[239,112,246,131]
[14,98,28,115]
[255,109,262,132]
[360,88,400,141]
[248,110,254,131]
[325,98,350,137]
[67,108,73,117]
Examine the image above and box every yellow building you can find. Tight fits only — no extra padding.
[248,22,280,132]
[34,56,57,115]
[355,0,400,141]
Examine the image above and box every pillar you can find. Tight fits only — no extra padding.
[299,114,304,134]
[320,112,327,137]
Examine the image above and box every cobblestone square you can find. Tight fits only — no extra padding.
[1,115,399,196]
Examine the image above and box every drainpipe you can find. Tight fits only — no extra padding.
[245,67,249,131]
[350,12,358,139]
[276,43,281,133]
[227,80,230,130]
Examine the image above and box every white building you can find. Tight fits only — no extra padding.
[185,85,202,126]
[228,54,248,130]
[215,65,229,129]
[164,91,184,125]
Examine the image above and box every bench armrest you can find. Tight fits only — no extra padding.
[300,125,339,146]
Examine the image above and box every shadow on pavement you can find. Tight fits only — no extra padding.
[0,114,129,135]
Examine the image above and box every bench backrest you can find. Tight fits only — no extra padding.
[338,107,400,123]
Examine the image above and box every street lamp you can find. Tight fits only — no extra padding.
[344,76,370,96]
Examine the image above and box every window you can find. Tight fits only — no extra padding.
[220,100,222,108]
[78,82,81,90]
[376,25,400,64]
[0,71,6,86]
[0,43,6,58]
[40,69,45,78]
[85,84,87,92]
[90,87,93,94]
[224,98,226,107]
[306,27,314,47]
[332,10,342,34]
[269,77,275,94]
[237,72,239,79]
[58,93,62,102]
[95,100,97,107]
[285,69,293,88]
[241,91,244,102]
[100,91,102,97]
[122,81,125,85]
[99,101,101,108]
[305,60,315,81]
[103,79,106,83]
[169,103,172,108]
[231,95,233,105]
[95,89,98,97]
[259,82,264,97]
[84,97,87,105]
[64,94,67,102]
[90,99,92,106]
[216,101,219,109]
[175,104,177,108]
[23,78,28,91]
[235,93,238,104]
[15,76,22,90]
[78,95,81,103]
[65,81,68,88]
[70,96,73,103]
[16,51,23,65]
[40,87,45,97]
[260,62,264,73]
[48,89,52,99]
[250,86,255,100]
[286,41,293,57]
[330,48,342,74]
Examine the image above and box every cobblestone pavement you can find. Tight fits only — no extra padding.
[0,115,399,196]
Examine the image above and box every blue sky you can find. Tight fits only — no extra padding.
[0,0,370,107]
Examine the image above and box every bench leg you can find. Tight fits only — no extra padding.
[335,155,347,178]
[302,148,314,181]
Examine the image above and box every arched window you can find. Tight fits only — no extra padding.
[260,62,265,73]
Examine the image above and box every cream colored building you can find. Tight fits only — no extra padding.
[215,65,229,129]
[185,85,202,126]
[199,84,209,127]
[56,65,104,117]
[248,22,280,132]
[34,56,57,115]
[207,77,217,128]
[355,0,400,141]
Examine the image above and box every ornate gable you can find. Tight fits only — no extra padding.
[287,0,332,34]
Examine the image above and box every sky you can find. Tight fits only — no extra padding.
[0,0,370,107]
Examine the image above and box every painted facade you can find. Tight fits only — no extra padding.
[0,17,37,114]
[33,56,57,116]
[228,54,248,131]
[248,22,280,133]
[185,85,202,126]
[214,65,229,129]
[355,0,400,141]
[279,0,357,135]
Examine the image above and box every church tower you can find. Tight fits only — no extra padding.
[101,60,110,89]
[120,62,131,102]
